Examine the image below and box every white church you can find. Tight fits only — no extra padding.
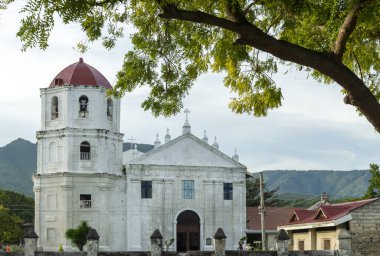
[33,58,247,252]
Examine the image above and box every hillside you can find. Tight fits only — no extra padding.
[0,139,372,199]
[123,142,154,153]
[256,170,371,199]
[0,138,36,196]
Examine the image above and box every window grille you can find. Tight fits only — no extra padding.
[141,181,152,199]
[80,141,91,160]
[183,180,194,199]
[80,194,91,208]
[223,183,233,200]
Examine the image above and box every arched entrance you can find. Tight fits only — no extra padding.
[176,210,200,252]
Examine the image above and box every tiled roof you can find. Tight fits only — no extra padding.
[49,58,112,89]
[293,209,314,221]
[246,207,297,231]
[286,198,379,225]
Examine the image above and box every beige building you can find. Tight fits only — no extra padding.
[279,197,380,255]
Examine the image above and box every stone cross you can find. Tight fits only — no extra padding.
[184,109,190,121]
[128,136,136,150]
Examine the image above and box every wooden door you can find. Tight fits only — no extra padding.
[176,210,200,252]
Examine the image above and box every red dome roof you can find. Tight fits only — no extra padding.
[49,58,112,89]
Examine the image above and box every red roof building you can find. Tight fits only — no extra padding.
[283,198,378,227]
[278,197,380,255]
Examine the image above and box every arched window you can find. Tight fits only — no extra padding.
[80,141,91,160]
[107,99,113,121]
[51,96,59,120]
[79,95,89,117]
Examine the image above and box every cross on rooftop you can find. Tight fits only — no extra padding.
[184,109,190,121]
[128,136,136,150]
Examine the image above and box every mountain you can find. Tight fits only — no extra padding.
[0,139,373,199]
[0,138,37,196]
[123,142,154,153]
[255,170,371,199]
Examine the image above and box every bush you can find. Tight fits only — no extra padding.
[65,221,91,251]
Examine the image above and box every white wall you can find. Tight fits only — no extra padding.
[34,173,128,251]
[125,164,246,251]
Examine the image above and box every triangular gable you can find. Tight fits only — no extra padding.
[289,209,315,223]
[289,213,299,222]
[128,133,246,169]
[314,208,327,220]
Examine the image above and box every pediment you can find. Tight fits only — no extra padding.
[128,133,245,169]
[314,208,327,220]
[289,213,298,222]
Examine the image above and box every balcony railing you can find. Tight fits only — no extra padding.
[80,152,91,160]
[80,200,91,208]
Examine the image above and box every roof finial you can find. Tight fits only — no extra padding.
[232,148,239,162]
[128,136,136,150]
[185,109,190,121]
[182,109,191,134]
[203,130,208,143]
[212,136,219,150]
[154,133,161,148]
[165,128,171,143]
[321,192,329,203]
[132,144,139,158]
[79,57,84,63]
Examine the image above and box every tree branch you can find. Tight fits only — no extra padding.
[353,52,364,80]
[332,0,369,62]
[158,3,380,133]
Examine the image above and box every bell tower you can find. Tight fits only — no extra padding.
[34,58,126,251]
[36,57,123,174]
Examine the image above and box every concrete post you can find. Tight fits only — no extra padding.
[338,228,352,256]
[150,229,163,256]
[86,229,100,256]
[23,228,39,256]
[276,229,290,256]
[214,228,227,256]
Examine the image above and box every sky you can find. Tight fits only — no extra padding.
[0,2,379,173]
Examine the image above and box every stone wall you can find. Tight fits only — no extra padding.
[0,252,23,256]
[98,252,149,256]
[35,252,87,256]
[286,252,336,256]
[0,249,341,256]
[349,198,380,256]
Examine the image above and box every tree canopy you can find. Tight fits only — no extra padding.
[2,0,380,131]
[0,205,23,244]
[65,221,92,251]
[246,177,281,206]
[364,163,380,198]
[0,189,34,223]
[0,189,34,244]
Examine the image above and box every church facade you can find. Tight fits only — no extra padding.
[34,59,247,252]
